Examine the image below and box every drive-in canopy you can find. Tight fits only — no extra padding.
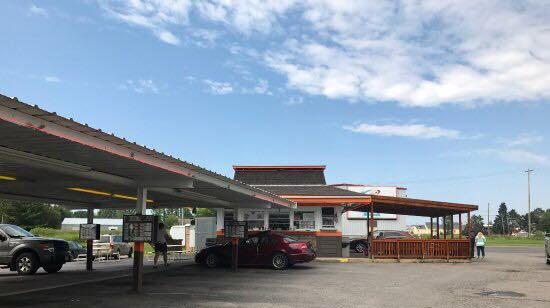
[0,94,295,210]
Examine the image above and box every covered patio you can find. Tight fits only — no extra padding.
[346,195,478,260]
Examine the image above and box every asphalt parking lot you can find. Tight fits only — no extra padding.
[0,246,548,308]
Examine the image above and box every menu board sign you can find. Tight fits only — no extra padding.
[224,221,247,239]
[79,224,100,240]
[122,215,158,242]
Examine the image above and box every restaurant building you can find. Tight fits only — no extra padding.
[215,165,478,259]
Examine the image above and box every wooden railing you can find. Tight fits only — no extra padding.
[371,239,470,260]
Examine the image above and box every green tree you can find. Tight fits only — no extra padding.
[493,202,509,235]
[164,214,180,229]
[470,215,484,233]
[540,210,550,233]
[196,208,215,217]
[70,210,89,218]
[507,209,523,232]
[0,199,69,230]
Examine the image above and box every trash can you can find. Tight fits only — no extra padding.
[341,237,350,257]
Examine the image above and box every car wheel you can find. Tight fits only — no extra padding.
[355,242,367,253]
[114,250,121,260]
[43,263,63,274]
[15,252,39,275]
[272,253,289,270]
[205,253,220,268]
[128,248,133,258]
[546,254,550,265]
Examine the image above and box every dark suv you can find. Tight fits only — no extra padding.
[0,224,69,275]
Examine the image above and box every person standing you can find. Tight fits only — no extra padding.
[153,223,171,268]
[475,231,486,259]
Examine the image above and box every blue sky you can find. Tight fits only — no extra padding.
[1,1,549,222]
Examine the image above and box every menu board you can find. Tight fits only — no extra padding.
[79,224,100,240]
[122,215,158,242]
[224,221,248,239]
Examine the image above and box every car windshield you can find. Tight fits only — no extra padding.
[283,236,298,243]
[0,225,34,238]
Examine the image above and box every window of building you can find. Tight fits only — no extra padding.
[243,210,265,230]
[268,210,290,230]
[293,211,316,230]
[322,207,335,229]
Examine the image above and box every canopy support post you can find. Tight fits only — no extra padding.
[430,217,433,238]
[436,217,440,239]
[443,216,447,239]
[450,215,454,239]
[369,203,374,260]
[133,186,147,293]
[86,207,93,271]
[467,211,472,259]
[459,214,462,239]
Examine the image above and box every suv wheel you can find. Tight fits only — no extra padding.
[547,254,550,265]
[272,253,289,270]
[205,253,220,268]
[355,242,367,253]
[15,252,39,275]
[43,263,63,273]
[128,248,133,258]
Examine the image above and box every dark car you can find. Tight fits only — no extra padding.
[195,231,316,270]
[0,224,69,275]
[349,230,414,253]
[67,241,86,261]
[375,230,414,239]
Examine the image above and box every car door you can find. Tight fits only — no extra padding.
[239,236,259,265]
[0,230,10,264]
[256,234,273,265]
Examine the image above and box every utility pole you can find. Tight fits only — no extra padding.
[525,169,534,238]
[487,202,491,235]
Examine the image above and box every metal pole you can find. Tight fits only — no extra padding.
[370,203,374,260]
[133,186,147,293]
[86,207,94,271]
[525,169,534,238]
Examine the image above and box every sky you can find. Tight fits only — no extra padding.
[1,1,549,223]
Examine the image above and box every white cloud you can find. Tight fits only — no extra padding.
[344,122,461,139]
[155,30,180,45]
[284,96,304,106]
[122,79,160,94]
[264,1,550,107]
[477,148,548,166]
[203,79,233,95]
[503,133,544,147]
[29,5,48,17]
[99,0,190,45]
[44,76,61,83]
[98,1,550,108]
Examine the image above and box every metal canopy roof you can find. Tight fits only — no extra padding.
[0,94,295,210]
[344,195,478,217]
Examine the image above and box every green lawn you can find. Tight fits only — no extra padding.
[486,236,544,247]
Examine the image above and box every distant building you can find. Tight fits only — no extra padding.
[61,218,123,232]
[333,184,408,237]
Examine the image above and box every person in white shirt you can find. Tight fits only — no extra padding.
[153,223,171,268]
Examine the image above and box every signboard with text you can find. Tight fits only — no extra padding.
[122,215,158,242]
[79,224,100,240]
[224,221,248,239]
[346,211,397,220]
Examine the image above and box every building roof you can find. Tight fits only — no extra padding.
[0,94,295,210]
[233,166,326,185]
[255,185,367,197]
[62,218,122,225]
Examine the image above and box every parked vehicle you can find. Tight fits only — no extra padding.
[0,224,69,275]
[350,238,369,253]
[349,230,414,253]
[545,233,550,265]
[92,235,133,259]
[195,231,316,270]
[67,241,86,261]
[375,230,414,239]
